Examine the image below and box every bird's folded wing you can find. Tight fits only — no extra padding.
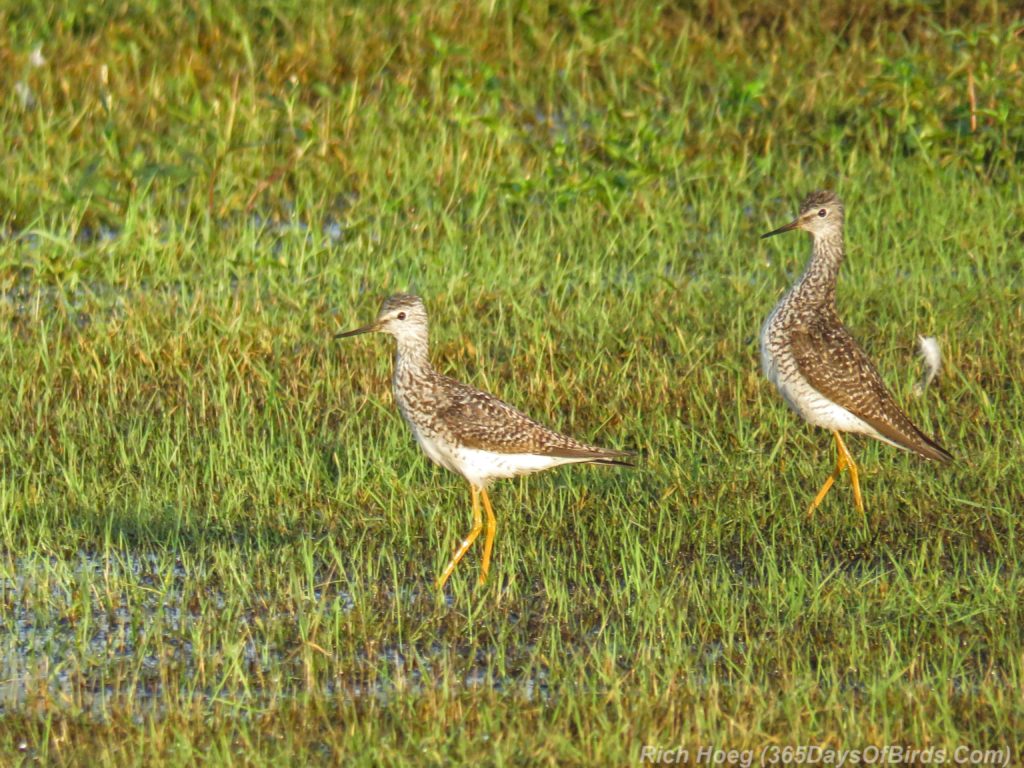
[789,321,951,462]
[435,379,630,460]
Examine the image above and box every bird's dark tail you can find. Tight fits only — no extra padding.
[548,446,635,467]
[912,428,954,464]
[589,457,635,468]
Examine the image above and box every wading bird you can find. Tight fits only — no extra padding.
[760,191,952,515]
[337,294,632,587]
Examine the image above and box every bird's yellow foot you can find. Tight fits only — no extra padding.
[834,432,864,515]
[807,430,864,516]
[437,486,483,589]
[478,488,497,585]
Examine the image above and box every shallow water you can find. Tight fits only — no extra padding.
[1,540,1013,723]
[0,550,559,719]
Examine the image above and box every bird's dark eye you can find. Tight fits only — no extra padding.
[397,312,406,320]
[818,209,827,217]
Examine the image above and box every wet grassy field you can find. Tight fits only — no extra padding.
[1,1,1022,764]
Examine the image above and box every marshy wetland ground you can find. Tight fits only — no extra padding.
[1,1,1022,764]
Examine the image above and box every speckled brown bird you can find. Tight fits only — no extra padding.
[337,294,632,588]
[760,190,952,515]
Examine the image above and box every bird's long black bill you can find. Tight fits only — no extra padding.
[334,323,377,339]
[760,219,800,239]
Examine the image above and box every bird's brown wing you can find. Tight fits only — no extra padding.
[788,317,952,462]
[434,377,632,463]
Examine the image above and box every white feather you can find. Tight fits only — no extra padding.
[912,335,942,397]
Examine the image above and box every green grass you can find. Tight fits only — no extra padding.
[1,1,1023,764]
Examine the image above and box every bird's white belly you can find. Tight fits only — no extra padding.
[406,421,461,474]
[402,416,574,487]
[777,377,877,434]
[763,344,883,439]
[451,448,582,488]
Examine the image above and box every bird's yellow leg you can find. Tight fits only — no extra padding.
[436,485,482,589]
[478,488,497,585]
[833,431,864,515]
[807,431,849,517]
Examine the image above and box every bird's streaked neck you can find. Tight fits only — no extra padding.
[394,331,431,369]
[792,230,845,306]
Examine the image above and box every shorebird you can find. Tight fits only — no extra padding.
[336,294,632,588]
[760,190,952,515]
